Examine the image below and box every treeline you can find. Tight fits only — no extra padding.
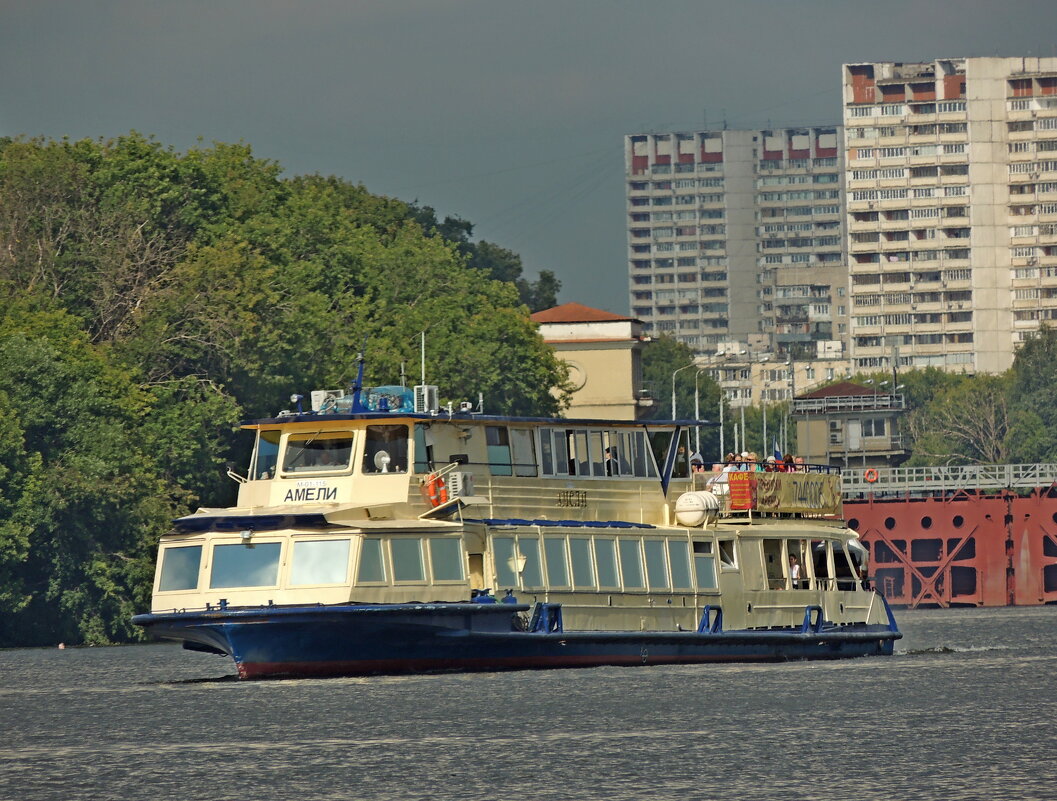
[0,133,568,647]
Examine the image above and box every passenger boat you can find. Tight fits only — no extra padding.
[133,368,901,679]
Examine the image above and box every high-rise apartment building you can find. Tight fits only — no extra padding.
[843,56,1057,374]
[625,128,846,356]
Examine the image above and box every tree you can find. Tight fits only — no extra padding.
[1006,325,1057,462]
[906,374,1012,465]
[640,337,723,460]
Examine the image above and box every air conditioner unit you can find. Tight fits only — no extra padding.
[447,471,475,499]
[310,389,345,411]
[414,385,440,414]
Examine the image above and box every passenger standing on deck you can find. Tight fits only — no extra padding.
[789,554,802,589]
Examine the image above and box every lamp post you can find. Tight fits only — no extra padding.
[671,362,696,420]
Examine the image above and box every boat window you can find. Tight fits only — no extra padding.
[158,545,202,591]
[391,538,425,582]
[413,424,433,474]
[210,542,281,589]
[429,538,464,582]
[493,536,518,587]
[539,431,554,475]
[692,541,718,589]
[619,539,645,589]
[572,431,590,476]
[835,544,860,591]
[552,430,570,476]
[762,539,785,590]
[588,431,605,476]
[669,540,693,590]
[282,432,353,474]
[362,425,408,474]
[518,537,544,588]
[631,431,647,477]
[595,538,620,588]
[510,428,537,477]
[251,430,281,480]
[569,537,595,588]
[718,539,738,570]
[644,540,670,590]
[290,539,351,586]
[813,541,834,589]
[543,538,570,587]
[357,538,387,583]
[486,426,512,476]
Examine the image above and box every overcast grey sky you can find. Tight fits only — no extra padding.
[3,1,1057,313]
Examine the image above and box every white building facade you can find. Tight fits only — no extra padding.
[843,56,1057,374]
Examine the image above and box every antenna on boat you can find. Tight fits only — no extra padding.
[414,331,440,414]
[349,337,370,414]
[420,331,426,386]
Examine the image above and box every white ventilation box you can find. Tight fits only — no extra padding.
[414,385,439,414]
[310,389,345,411]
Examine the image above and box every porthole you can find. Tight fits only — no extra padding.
[884,517,896,530]
[953,515,964,528]
[848,518,860,530]
[921,516,933,529]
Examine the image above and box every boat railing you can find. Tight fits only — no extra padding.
[691,466,843,518]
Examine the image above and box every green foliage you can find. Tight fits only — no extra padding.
[641,337,725,459]
[0,134,567,646]
[1006,325,1057,462]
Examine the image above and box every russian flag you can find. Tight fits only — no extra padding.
[773,439,783,460]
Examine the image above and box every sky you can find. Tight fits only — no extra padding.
[4,0,1057,314]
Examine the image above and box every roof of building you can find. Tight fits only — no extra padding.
[530,302,636,324]
[801,381,876,399]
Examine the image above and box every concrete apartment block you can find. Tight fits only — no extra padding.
[843,56,1057,375]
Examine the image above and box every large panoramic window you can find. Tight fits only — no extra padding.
[158,545,202,591]
[569,537,595,588]
[428,538,464,582]
[668,540,693,590]
[544,538,570,587]
[644,540,670,590]
[281,432,353,474]
[290,539,350,586]
[391,538,425,582]
[619,539,645,589]
[595,538,620,588]
[357,538,387,583]
[693,541,718,589]
[209,542,281,589]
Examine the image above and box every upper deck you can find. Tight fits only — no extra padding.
[219,401,842,529]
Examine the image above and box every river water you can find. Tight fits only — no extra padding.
[1,606,1055,801]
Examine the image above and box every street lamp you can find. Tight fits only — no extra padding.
[671,362,696,420]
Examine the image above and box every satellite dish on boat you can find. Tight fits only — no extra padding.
[374,450,391,473]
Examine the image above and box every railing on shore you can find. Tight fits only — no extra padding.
[842,463,1057,495]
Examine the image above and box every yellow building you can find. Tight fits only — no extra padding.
[531,302,652,420]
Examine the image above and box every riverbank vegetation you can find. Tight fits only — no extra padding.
[0,133,568,647]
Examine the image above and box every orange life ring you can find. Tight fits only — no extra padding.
[426,473,448,507]
[864,468,879,483]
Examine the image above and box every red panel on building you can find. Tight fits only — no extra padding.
[1040,77,1057,96]
[848,66,875,104]
[631,155,648,174]
[910,82,936,101]
[788,148,809,159]
[678,153,694,164]
[653,154,671,165]
[762,148,783,161]
[815,146,838,158]
[943,74,966,99]
[1011,78,1033,97]
[699,151,723,163]
[880,84,905,101]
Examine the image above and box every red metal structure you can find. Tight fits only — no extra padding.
[846,487,1057,607]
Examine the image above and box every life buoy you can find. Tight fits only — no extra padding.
[426,473,448,507]
[864,468,879,483]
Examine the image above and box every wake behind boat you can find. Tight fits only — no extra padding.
[133,360,900,678]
